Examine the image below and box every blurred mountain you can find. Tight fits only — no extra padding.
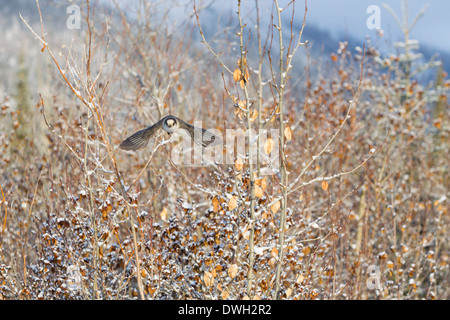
[1,0,448,83]
[0,0,67,24]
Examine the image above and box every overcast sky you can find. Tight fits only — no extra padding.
[206,0,450,54]
[302,0,450,53]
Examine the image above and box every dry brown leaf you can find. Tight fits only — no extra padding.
[271,200,280,213]
[264,138,274,154]
[238,57,247,67]
[245,68,250,81]
[233,68,242,82]
[284,126,293,141]
[256,177,267,191]
[255,185,263,198]
[268,257,276,267]
[242,227,250,240]
[160,207,168,221]
[228,264,238,279]
[240,79,245,89]
[250,109,258,122]
[212,197,220,213]
[228,196,237,211]
[221,290,230,300]
[261,177,267,190]
[286,288,292,297]
[237,100,247,110]
[321,180,329,191]
[271,247,278,258]
[204,271,214,287]
[296,274,305,284]
[235,158,244,171]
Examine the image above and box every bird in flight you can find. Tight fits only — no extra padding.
[119,115,219,150]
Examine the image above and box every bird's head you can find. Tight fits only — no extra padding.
[163,117,178,133]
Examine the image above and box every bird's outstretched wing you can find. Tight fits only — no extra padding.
[119,120,164,150]
[178,119,220,148]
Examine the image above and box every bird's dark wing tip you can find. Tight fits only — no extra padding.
[118,129,149,151]
[201,130,221,147]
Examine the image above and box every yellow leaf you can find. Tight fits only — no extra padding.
[321,180,328,191]
[271,247,278,258]
[242,223,250,240]
[221,290,229,300]
[233,68,242,82]
[284,126,293,141]
[250,109,258,122]
[212,197,220,213]
[237,100,247,110]
[268,257,276,267]
[271,200,280,213]
[240,79,245,89]
[228,264,238,279]
[261,177,267,190]
[255,185,263,198]
[160,207,168,221]
[228,196,237,211]
[331,53,338,62]
[235,158,244,171]
[296,274,305,284]
[204,271,214,287]
[264,138,274,154]
[286,288,292,297]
